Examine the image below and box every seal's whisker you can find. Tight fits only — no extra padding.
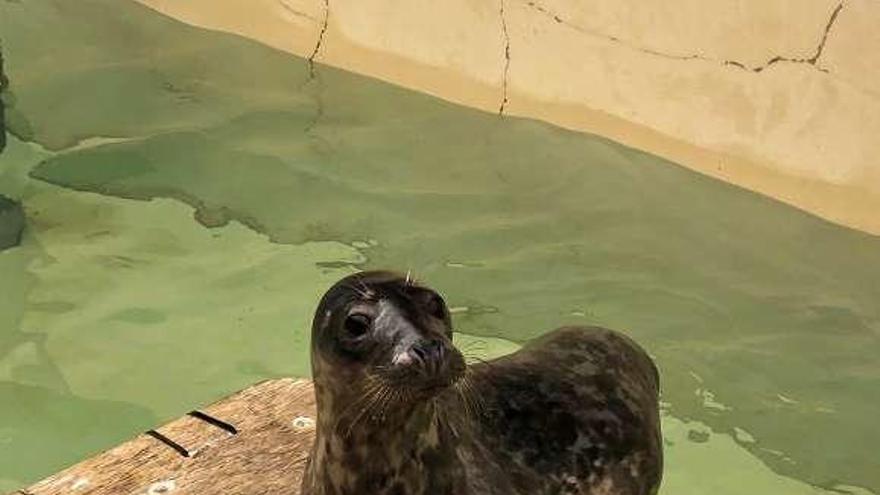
[464,378,481,418]
[354,278,374,299]
[468,376,488,415]
[372,385,392,422]
[344,282,370,299]
[377,382,396,414]
[336,374,388,430]
[382,387,401,421]
[373,383,397,423]
[458,371,488,419]
[462,352,497,369]
[345,381,390,437]
[454,379,476,421]
[460,351,486,361]
[333,380,380,432]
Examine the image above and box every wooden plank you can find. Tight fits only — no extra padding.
[12,378,317,495]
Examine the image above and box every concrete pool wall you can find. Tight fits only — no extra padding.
[137,0,880,236]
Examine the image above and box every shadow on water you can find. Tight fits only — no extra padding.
[0,143,159,488]
[0,381,157,490]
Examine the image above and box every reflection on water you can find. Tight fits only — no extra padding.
[1,1,879,493]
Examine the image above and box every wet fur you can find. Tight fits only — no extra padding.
[301,272,662,495]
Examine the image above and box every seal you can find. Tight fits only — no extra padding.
[301,270,663,495]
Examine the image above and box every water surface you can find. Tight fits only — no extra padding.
[1,1,878,493]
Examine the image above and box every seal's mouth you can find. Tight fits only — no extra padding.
[384,375,462,407]
[378,346,467,400]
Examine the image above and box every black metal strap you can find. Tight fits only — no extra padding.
[188,410,238,435]
[145,429,190,458]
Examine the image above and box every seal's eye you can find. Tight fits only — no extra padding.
[426,294,447,320]
[343,313,372,338]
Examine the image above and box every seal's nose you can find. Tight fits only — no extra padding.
[410,339,444,374]
[390,336,465,389]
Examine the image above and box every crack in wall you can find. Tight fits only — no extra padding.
[499,0,511,116]
[305,84,325,134]
[289,2,328,145]
[524,0,845,77]
[731,2,843,73]
[302,0,329,150]
[807,2,843,65]
[308,0,330,79]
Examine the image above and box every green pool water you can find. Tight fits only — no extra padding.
[1,1,878,493]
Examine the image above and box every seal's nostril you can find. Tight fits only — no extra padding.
[409,340,447,375]
[431,343,444,365]
[437,344,446,360]
[410,345,428,367]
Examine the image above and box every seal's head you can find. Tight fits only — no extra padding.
[310,271,466,413]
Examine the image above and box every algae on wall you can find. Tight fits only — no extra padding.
[0,43,25,251]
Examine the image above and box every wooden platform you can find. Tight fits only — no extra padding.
[11,379,317,495]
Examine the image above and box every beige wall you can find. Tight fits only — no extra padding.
[137,0,880,234]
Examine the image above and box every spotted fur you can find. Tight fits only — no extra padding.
[300,271,662,495]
